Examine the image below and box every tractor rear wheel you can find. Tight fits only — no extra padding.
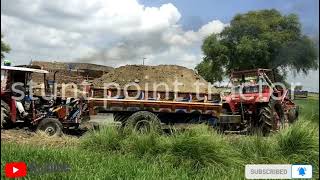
[258,100,285,135]
[37,118,63,136]
[125,111,161,133]
[1,100,11,128]
[287,106,299,123]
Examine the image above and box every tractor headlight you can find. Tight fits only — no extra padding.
[259,97,268,102]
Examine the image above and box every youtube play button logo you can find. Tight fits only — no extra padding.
[4,162,27,178]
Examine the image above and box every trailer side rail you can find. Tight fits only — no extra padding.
[87,97,221,116]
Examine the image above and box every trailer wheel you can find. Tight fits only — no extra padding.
[1,100,11,128]
[259,100,285,135]
[37,118,63,136]
[125,111,161,133]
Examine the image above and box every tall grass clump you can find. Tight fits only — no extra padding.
[81,125,170,157]
[228,135,279,163]
[169,125,243,169]
[81,126,124,151]
[121,131,168,157]
[80,125,244,171]
[276,120,319,164]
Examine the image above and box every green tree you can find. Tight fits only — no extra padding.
[196,9,318,83]
[294,85,303,91]
[1,33,11,60]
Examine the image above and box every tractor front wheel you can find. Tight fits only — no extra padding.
[1,100,11,129]
[258,100,285,135]
[37,118,63,136]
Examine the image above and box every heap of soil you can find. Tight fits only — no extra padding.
[30,61,113,84]
[93,65,218,94]
[31,61,113,72]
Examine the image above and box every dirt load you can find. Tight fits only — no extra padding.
[30,61,113,84]
[31,61,114,72]
[93,65,218,94]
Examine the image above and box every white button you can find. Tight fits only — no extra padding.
[291,165,312,179]
[245,164,292,179]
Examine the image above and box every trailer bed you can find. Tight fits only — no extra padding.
[87,97,221,116]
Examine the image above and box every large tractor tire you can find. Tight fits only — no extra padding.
[37,118,63,136]
[125,111,161,133]
[287,106,299,123]
[1,100,11,129]
[258,100,286,135]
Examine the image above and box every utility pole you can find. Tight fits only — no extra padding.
[143,57,146,65]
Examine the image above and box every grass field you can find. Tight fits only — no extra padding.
[1,96,319,180]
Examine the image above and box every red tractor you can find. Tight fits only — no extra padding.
[221,69,299,134]
[1,65,85,136]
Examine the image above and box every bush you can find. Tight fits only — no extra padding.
[121,132,168,156]
[81,127,124,151]
[276,119,319,174]
[169,125,242,169]
[277,120,318,155]
[229,135,279,163]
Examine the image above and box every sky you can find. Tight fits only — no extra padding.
[1,0,319,91]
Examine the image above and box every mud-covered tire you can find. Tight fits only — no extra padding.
[295,106,299,119]
[37,118,63,136]
[125,111,161,133]
[287,106,299,123]
[259,100,285,135]
[1,100,11,128]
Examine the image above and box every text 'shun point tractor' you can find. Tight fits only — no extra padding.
[221,69,299,134]
[1,66,84,136]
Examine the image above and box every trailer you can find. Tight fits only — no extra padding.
[86,97,222,132]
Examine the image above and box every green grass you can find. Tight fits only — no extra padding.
[295,97,319,124]
[1,97,319,179]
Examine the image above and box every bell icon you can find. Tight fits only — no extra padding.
[298,167,306,176]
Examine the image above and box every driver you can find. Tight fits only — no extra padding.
[3,59,29,118]
[13,83,29,118]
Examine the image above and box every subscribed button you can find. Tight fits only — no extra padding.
[245,164,292,179]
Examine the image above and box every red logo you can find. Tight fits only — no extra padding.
[4,162,27,178]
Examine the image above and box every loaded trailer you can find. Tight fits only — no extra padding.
[86,97,225,131]
[82,86,243,132]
